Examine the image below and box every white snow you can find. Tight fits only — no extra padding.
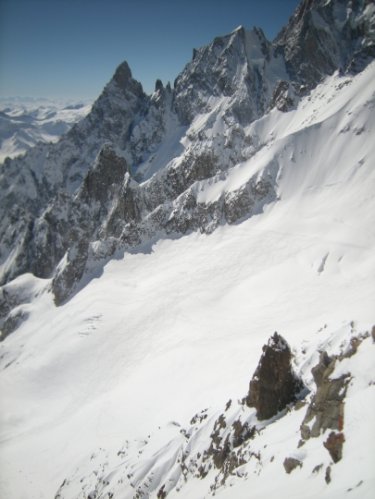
[0,98,92,163]
[0,64,374,498]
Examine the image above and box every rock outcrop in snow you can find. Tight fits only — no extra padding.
[53,326,374,499]
[300,350,349,440]
[246,332,305,420]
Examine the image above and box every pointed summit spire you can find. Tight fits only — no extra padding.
[104,60,144,98]
[112,61,133,88]
[155,79,164,92]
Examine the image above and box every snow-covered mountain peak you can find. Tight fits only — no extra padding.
[173,24,283,126]
[0,2,374,495]
[98,59,145,104]
[0,0,373,302]
[112,60,133,86]
[275,0,375,86]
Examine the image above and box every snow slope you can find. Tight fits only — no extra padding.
[0,99,91,163]
[0,61,374,498]
[1,0,374,305]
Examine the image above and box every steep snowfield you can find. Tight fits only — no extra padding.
[0,64,374,498]
[0,99,91,163]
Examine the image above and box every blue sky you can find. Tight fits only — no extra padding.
[0,0,300,100]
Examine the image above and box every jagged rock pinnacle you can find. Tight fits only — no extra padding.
[246,332,305,420]
[106,60,144,98]
[112,61,133,88]
[155,79,164,92]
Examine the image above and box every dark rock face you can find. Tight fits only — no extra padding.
[232,419,256,448]
[325,465,332,484]
[283,457,302,474]
[0,279,39,340]
[50,146,133,305]
[52,240,90,306]
[246,332,305,420]
[1,309,29,340]
[112,61,136,92]
[300,351,350,439]
[196,411,254,487]
[270,80,298,112]
[79,144,129,204]
[275,0,375,89]
[324,431,345,463]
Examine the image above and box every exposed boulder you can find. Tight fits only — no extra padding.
[246,332,305,420]
[283,457,302,474]
[300,351,350,440]
[324,431,345,463]
[325,465,332,484]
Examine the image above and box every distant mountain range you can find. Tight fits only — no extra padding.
[0,98,91,163]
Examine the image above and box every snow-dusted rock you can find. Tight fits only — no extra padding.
[173,26,286,125]
[275,0,375,87]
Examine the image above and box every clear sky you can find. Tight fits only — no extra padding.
[0,0,300,101]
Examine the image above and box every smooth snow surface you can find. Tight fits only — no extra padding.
[0,65,375,498]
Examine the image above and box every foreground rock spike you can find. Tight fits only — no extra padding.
[246,332,305,420]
